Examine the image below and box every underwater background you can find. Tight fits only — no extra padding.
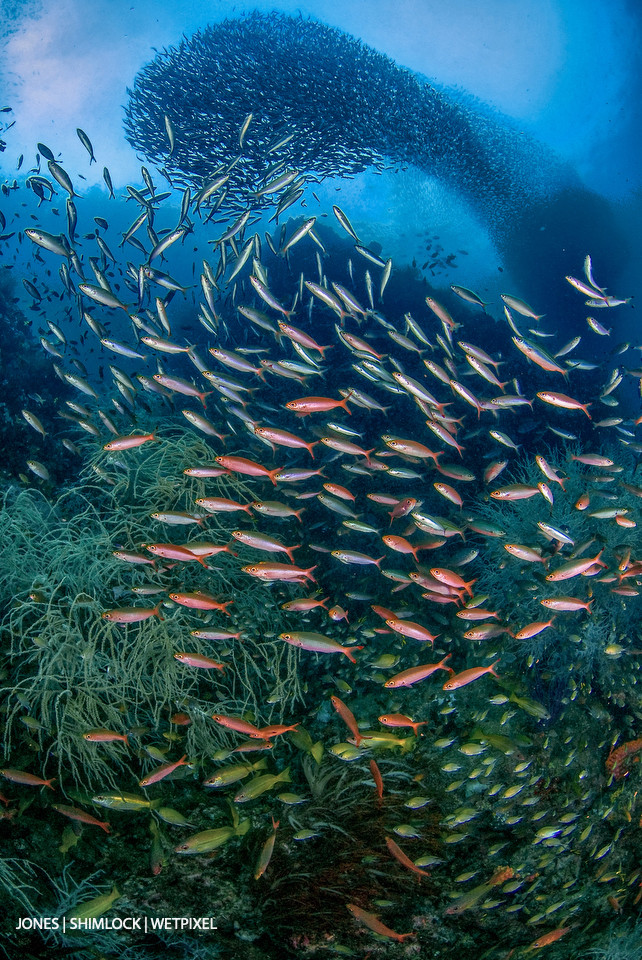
[0,0,641,957]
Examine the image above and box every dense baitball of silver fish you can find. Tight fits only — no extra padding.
[125,11,626,313]
[124,12,561,217]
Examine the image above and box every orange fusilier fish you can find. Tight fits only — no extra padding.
[183,466,230,478]
[102,603,164,623]
[285,394,352,416]
[215,456,282,485]
[425,295,457,331]
[513,618,555,640]
[274,467,326,483]
[320,437,375,461]
[371,604,399,621]
[279,632,363,663]
[178,542,234,559]
[0,769,56,790]
[379,714,427,736]
[456,608,500,621]
[153,373,211,407]
[211,716,262,737]
[103,432,156,451]
[458,340,501,369]
[169,592,233,613]
[254,425,318,458]
[150,510,206,526]
[191,629,242,640]
[463,624,511,640]
[52,804,110,833]
[425,419,465,457]
[231,530,301,563]
[277,321,331,356]
[434,482,463,508]
[182,410,226,440]
[139,755,189,787]
[370,758,383,801]
[504,544,547,564]
[142,543,209,567]
[381,435,441,463]
[511,337,568,375]
[323,482,355,501]
[525,925,572,951]
[331,695,364,746]
[382,535,425,562]
[252,501,305,522]
[490,484,541,501]
[540,596,593,613]
[384,655,452,688]
[538,482,554,507]
[195,497,252,514]
[570,453,614,467]
[545,550,606,582]
[536,391,591,418]
[250,724,299,740]
[174,653,226,670]
[209,347,266,378]
[385,619,437,644]
[483,460,508,484]
[535,455,566,488]
[243,562,317,583]
[410,573,460,598]
[83,729,129,744]
[281,596,329,612]
[385,836,431,879]
[346,903,415,942]
[443,660,500,691]
[431,568,476,596]
[388,497,421,524]
[340,330,384,359]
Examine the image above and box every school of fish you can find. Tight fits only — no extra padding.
[0,35,641,959]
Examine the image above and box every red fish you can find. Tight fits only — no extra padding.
[285,395,352,416]
[443,660,500,691]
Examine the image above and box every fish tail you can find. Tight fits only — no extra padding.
[345,644,364,663]
[152,602,165,621]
